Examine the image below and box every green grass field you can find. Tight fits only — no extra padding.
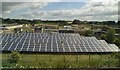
[1,53,119,68]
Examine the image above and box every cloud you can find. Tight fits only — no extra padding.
[82,0,118,21]
[2,0,61,2]
[2,0,86,2]
[2,2,48,19]
[2,2,48,15]
[2,0,119,21]
[2,2,24,12]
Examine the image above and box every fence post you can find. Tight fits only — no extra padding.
[100,53,103,67]
[63,54,66,68]
[36,54,37,62]
[88,53,90,67]
[76,54,79,62]
[64,54,65,62]
[89,53,90,60]
[50,54,51,62]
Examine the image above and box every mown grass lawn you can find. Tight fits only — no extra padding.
[1,53,119,68]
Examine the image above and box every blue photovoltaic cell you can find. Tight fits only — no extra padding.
[1,33,119,53]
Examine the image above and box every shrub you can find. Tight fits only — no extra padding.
[9,51,21,64]
[106,28,116,43]
[100,34,106,40]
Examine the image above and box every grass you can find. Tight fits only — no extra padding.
[1,53,120,68]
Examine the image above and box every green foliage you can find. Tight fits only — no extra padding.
[85,30,91,36]
[72,19,80,24]
[114,38,120,48]
[9,51,21,64]
[106,28,116,43]
[110,53,120,59]
[89,60,99,67]
[2,62,16,67]
[2,54,119,68]
[85,30,94,37]
[100,34,106,40]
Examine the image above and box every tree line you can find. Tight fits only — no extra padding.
[1,18,120,26]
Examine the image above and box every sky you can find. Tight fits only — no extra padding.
[1,0,120,21]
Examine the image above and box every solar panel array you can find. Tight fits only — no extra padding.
[1,33,119,53]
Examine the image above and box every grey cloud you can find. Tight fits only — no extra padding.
[2,1,118,21]
[2,2,24,12]
[2,2,48,13]
[91,2,104,6]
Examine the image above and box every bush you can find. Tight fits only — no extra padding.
[9,51,21,64]
[85,30,94,37]
[100,34,106,40]
[114,38,120,48]
[106,28,116,43]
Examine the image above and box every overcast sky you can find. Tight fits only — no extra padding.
[1,0,120,21]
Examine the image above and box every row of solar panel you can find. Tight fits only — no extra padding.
[1,43,118,52]
[1,33,103,45]
[1,33,119,52]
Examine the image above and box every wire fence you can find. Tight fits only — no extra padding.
[2,53,120,68]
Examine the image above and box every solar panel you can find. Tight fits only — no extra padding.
[1,33,120,53]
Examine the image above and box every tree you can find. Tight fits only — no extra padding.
[85,30,91,36]
[72,19,80,24]
[117,21,120,26]
[100,34,106,40]
[114,37,120,48]
[85,30,94,37]
[106,28,116,43]
[9,51,21,63]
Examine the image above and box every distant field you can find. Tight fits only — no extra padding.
[1,53,119,68]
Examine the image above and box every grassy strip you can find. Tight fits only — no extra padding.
[2,54,119,68]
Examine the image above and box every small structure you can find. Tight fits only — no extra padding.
[59,26,74,33]
[14,28,21,33]
[115,28,120,33]
[34,27,42,32]
[63,26,72,28]
[59,29,74,33]
[5,25,23,29]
